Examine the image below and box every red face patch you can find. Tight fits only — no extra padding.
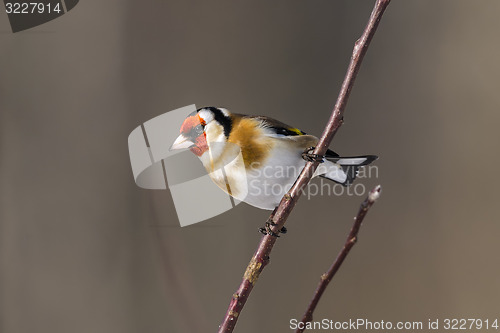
[190,133,208,157]
[179,114,208,156]
[180,115,199,134]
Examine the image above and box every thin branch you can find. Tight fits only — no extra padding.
[217,1,391,332]
[296,185,382,333]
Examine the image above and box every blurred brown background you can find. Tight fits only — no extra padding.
[1,1,499,332]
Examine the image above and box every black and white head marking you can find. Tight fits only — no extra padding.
[197,107,232,138]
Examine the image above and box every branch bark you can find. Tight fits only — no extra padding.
[217,1,391,332]
[296,185,382,333]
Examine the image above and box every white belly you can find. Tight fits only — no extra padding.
[204,143,342,211]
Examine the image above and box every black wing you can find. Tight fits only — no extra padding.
[240,114,341,156]
[241,115,307,136]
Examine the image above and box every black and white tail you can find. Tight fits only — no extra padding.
[319,155,378,186]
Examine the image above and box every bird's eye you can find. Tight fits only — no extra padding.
[194,124,204,135]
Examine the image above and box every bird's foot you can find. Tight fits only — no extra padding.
[302,146,324,163]
[258,221,287,237]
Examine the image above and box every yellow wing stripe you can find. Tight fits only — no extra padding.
[288,127,305,135]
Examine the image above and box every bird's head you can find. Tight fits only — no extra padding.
[170,107,233,160]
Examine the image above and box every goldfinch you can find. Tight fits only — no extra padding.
[170,107,377,211]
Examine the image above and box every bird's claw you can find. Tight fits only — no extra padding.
[301,147,325,163]
[258,221,287,237]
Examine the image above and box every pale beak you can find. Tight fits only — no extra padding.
[169,134,195,151]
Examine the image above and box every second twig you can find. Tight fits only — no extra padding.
[296,185,382,333]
